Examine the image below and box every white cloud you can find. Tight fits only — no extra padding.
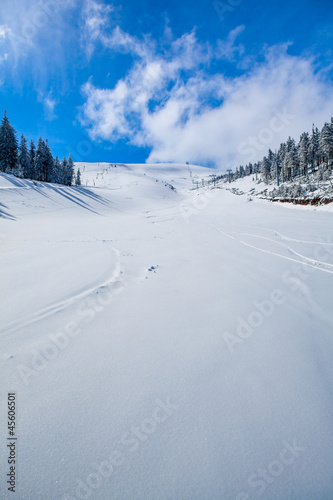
[81,29,215,144]
[38,91,58,120]
[101,26,154,60]
[44,96,57,120]
[0,0,79,66]
[215,25,245,61]
[0,0,81,96]
[80,0,113,59]
[80,29,333,170]
[0,24,11,39]
[0,2,54,59]
[0,24,11,65]
[82,79,131,140]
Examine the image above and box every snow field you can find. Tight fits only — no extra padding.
[1,163,333,499]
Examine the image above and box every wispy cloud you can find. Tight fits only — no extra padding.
[215,25,245,61]
[80,28,333,170]
[0,24,10,65]
[80,0,113,59]
[0,0,77,75]
[101,25,155,59]
[0,24,11,39]
[0,0,83,107]
[38,91,58,121]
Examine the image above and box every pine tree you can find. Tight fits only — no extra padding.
[319,122,333,167]
[29,139,35,164]
[60,156,68,185]
[52,156,61,184]
[0,110,18,173]
[285,137,298,179]
[281,154,290,182]
[261,156,270,180]
[29,139,36,179]
[44,139,54,182]
[75,168,81,186]
[64,153,74,186]
[18,134,31,179]
[267,149,274,163]
[274,143,285,182]
[253,162,260,176]
[246,163,253,175]
[33,138,54,182]
[267,149,275,179]
[298,132,310,176]
[308,125,321,172]
[34,137,45,181]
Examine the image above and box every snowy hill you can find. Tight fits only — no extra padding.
[214,173,333,210]
[1,163,333,499]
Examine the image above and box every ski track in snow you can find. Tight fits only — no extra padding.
[212,225,333,275]
[260,227,333,245]
[0,246,124,337]
[230,231,333,269]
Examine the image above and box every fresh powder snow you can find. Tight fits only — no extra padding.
[1,163,333,499]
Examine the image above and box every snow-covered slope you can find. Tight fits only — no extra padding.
[1,164,333,500]
[217,174,333,211]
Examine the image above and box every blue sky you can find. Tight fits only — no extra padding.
[0,0,333,170]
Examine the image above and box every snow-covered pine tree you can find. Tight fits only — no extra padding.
[44,139,54,182]
[34,137,46,181]
[285,137,298,179]
[75,168,81,186]
[60,156,68,185]
[281,152,289,182]
[52,156,61,184]
[269,149,279,182]
[261,156,270,181]
[319,122,333,169]
[308,125,321,173]
[298,132,310,176]
[253,162,260,177]
[18,134,31,179]
[64,153,74,186]
[245,163,253,176]
[267,149,275,179]
[276,143,285,182]
[29,139,36,179]
[29,139,35,164]
[267,148,274,163]
[0,110,18,173]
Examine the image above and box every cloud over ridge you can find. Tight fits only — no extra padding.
[80,24,333,170]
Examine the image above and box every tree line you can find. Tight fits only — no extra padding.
[0,110,81,186]
[213,117,333,184]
